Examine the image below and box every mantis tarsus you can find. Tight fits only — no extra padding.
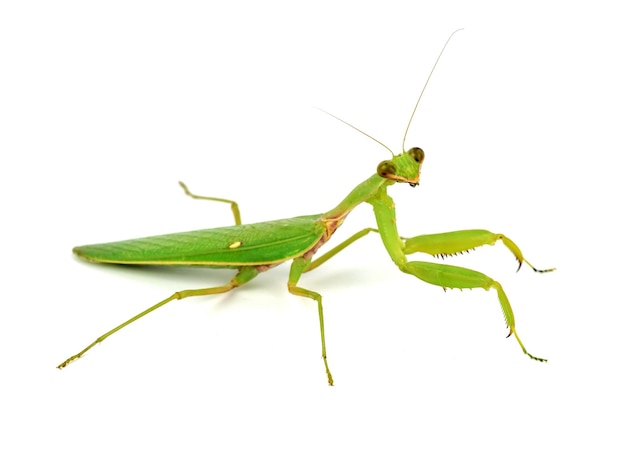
[58,31,554,385]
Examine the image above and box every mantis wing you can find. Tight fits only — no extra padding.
[73,214,326,266]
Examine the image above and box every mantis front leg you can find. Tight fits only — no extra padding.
[404,229,555,273]
[368,188,553,362]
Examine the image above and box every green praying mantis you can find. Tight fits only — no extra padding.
[58,31,554,385]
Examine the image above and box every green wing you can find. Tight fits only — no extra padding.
[73,214,325,266]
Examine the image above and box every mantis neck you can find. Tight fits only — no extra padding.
[323,174,392,220]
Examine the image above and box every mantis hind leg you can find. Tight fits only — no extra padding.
[57,266,260,368]
[400,260,546,362]
[179,181,242,225]
[288,257,334,385]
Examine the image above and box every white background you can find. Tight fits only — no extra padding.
[2,1,624,449]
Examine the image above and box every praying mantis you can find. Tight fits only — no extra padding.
[58,31,554,385]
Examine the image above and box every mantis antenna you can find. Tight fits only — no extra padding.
[315,107,395,157]
[318,29,463,157]
[402,28,464,152]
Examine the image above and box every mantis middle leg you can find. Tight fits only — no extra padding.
[288,257,334,385]
[179,181,242,225]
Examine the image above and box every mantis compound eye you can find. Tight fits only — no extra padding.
[377,161,396,178]
[407,147,424,163]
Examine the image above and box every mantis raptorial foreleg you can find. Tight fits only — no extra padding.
[179,181,242,225]
[368,187,551,362]
[57,266,260,369]
[288,257,334,385]
[399,261,545,361]
[404,230,555,273]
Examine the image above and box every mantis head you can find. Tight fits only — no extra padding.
[377,147,424,187]
[320,30,459,190]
